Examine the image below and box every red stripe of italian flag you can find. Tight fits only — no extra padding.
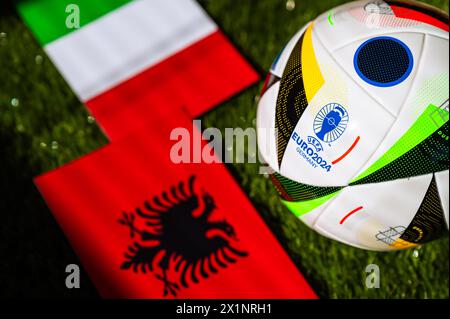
[17,0,259,140]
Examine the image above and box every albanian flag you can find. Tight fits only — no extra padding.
[17,0,259,140]
[35,114,317,298]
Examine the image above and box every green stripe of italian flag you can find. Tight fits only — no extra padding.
[17,0,259,140]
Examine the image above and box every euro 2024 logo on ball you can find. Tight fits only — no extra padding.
[291,102,349,173]
[290,103,349,173]
[313,102,349,145]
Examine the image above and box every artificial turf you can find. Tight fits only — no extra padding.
[0,0,448,298]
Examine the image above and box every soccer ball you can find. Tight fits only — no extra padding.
[257,0,449,251]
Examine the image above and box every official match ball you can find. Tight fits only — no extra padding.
[257,0,449,251]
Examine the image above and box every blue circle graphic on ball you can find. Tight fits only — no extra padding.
[313,103,349,143]
[354,36,413,87]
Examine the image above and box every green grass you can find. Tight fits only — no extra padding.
[0,0,448,298]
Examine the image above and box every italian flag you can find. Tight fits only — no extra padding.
[17,0,259,140]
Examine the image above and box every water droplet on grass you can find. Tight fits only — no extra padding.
[286,0,295,11]
[16,124,25,132]
[51,141,59,150]
[412,249,420,258]
[87,115,95,124]
[40,142,47,148]
[35,55,43,65]
[0,32,7,45]
[11,98,19,107]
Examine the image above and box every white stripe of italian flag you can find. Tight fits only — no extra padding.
[17,0,259,140]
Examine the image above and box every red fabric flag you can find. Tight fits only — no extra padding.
[34,114,316,299]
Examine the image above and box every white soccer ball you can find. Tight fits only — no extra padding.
[257,0,449,251]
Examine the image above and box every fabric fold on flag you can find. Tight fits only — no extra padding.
[34,113,317,299]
